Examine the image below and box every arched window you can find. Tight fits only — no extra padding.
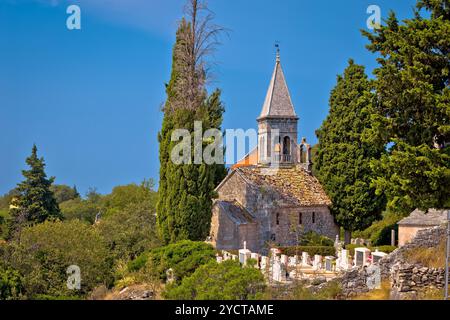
[276,213,280,225]
[283,136,291,155]
[312,212,316,224]
[299,212,302,225]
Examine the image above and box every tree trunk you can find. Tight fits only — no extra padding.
[344,230,352,245]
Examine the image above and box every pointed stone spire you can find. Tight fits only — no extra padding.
[258,48,298,120]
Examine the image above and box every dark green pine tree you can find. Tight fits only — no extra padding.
[9,145,62,236]
[315,60,386,243]
[362,0,450,214]
[157,15,226,244]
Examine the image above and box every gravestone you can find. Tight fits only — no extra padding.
[216,256,223,263]
[260,256,269,272]
[239,241,252,265]
[272,260,287,282]
[371,251,388,264]
[280,254,289,266]
[313,255,322,271]
[340,249,349,270]
[302,252,310,266]
[325,256,335,272]
[251,253,260,268]
[288,256,297,267]
[354,247,371,267]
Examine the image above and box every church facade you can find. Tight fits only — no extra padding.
[209,52,339,253]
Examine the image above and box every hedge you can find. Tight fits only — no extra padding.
[279,246,335,257]
[345,244,397,256]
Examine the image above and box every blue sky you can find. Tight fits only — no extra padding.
[0,0,418,196]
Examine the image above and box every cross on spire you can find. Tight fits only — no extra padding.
[275,42,280,62]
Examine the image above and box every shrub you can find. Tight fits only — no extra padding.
[130,240,215,283]
[345,244,397,256]
[6,220,113,298]
[280,246,335,257]
[0,266,24,300]
[97,203,161,262]
[345,244,365,256]
[164,260,266,300]
[354,212,402,246]
[59,198,100,224]
[299,231,334,246]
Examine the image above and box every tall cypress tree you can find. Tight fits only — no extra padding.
[157,9,226,244]
[315,60,386,243]
[362,0,450,214]
[9,145,61,236]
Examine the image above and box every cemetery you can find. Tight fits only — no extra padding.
[216,240,389,285]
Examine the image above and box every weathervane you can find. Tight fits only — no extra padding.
[275,41,280,61]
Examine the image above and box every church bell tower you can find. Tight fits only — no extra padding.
[257,48,299,166]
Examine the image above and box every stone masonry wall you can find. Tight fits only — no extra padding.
[337,225,447,299]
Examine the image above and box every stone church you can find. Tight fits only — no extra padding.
[209,51,339,253]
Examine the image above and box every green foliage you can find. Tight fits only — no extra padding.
[298,231,334,246]
[157,19,226,244]
[0,266,24,300]
[131,240,215,283]
[9,145,62,236]
[0,210,9,239]
[127,252,149,273]
[355,211,402,246]
[5,220,113,298]
[163,260,266,300]
[280,246,335,257]
[371,142,450,214]
[97,202,161,262]
[362,2,450,214]
[315,60,386,232]
[59,198,99,224]
[49,185,80,204]
[101,180,157,217]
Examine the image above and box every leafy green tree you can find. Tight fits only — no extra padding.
[362,1,450,214]
[59,198,100,224]
[97,202,161,262]
[50,185,80,204]
[128,240,215,283]
[157,3,226,244]
[164,260,266,300]
[315,60,386,242]
[102,180,157,217]
[9,145,62,237]
[5,220,112,298]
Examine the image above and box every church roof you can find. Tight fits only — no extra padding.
[398,208,448,226]
[235,166,331,207]
[216,200,255,225]
[258,53,298,120]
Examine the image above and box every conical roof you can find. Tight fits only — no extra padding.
[258,53,298,120]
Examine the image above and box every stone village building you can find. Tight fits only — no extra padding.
[209,52,339,253]
[397,208,448,247]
